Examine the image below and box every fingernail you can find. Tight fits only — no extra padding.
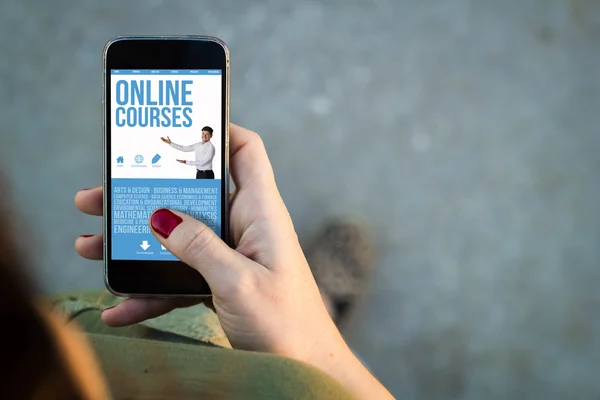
[151,208,183,239]
[103,306,116,312]
[80,234,94,238]
[81,188,91,191]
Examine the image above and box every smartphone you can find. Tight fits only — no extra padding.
[103,36,230,296]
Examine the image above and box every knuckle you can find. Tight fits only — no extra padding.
[180,224,214,260]
[222,269,256,298]
[247,130,265,150]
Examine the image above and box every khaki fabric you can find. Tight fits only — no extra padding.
[52,290,355,400]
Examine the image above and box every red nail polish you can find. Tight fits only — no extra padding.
[151,209,183,239]
[80,234,94,238]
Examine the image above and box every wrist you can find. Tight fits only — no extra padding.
[304,324,394,400]
[328,348,395,400]
[305,324,352,374]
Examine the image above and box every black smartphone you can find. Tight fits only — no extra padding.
[102,36,230,297]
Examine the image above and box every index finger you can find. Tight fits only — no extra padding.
[102,297,202,327]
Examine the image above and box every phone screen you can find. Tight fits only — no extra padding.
[109,69,223,261]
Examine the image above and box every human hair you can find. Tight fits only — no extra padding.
[202,126,213,135]
[0,175,81,399]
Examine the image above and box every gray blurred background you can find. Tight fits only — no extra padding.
[1,0,599,398]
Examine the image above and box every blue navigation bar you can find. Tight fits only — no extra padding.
[111,69,221,75]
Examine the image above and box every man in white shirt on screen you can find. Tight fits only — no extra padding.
[160,126,216,179]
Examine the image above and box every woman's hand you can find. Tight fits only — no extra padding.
[75,124,339,361]
[75,123,394,399]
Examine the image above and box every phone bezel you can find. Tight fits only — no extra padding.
[102,36,230,297]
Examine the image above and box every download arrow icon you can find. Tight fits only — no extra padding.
[140,240,151,250]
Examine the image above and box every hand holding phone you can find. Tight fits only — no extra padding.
[78,123,342,360]
[76,123,395,400]
[92,36,394,399]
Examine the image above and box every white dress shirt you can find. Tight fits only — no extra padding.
[171,141,216,171]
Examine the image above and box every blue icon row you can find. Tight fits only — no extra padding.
[116,154,161,164]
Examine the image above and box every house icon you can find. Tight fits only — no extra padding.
[117,156,124,164]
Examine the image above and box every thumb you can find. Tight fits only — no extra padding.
[149,208,248,293]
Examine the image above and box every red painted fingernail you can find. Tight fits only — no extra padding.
[151,209,183,239]
[80,234,94,238]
